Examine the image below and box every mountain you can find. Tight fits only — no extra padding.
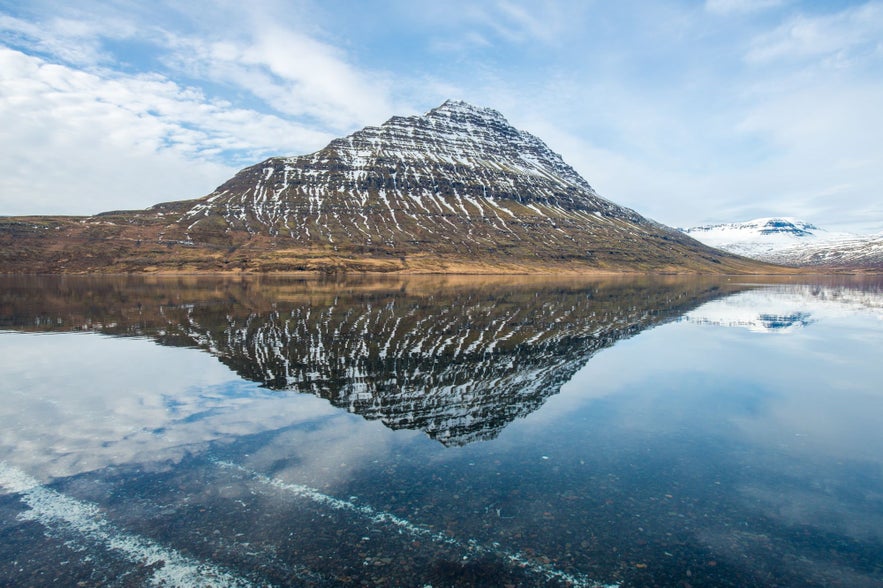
[0,100,772,274]
[682,217,883,269]
[682,217,824,256]
[0,275,748,446]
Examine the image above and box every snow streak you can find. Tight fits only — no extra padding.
[0,462,258,588]
[213,459,619,588]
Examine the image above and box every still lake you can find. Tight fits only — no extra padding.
[0,274,881,587]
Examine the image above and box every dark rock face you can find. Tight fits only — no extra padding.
[756,219,818,237]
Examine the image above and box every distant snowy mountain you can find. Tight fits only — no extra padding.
[682,217,829,257]
[682,218,883,268]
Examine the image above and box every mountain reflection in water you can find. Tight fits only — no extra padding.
[2,275,883,587]
[1,275,743,446]
[681,282,883,333]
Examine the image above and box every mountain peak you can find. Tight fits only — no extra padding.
[747,217,819,236]
[426,99,509,123]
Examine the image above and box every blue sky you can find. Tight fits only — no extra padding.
[1,0,881,233]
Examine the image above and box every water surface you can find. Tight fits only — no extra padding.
[0,275,881,587]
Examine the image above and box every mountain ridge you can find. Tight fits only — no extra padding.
[1,100,778,274]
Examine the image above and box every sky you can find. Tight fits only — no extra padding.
[1,0,881,233]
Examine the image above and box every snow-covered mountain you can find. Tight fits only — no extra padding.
[682,218,883,268]
[0,100,765,273]
[147,99,749,272]
[682,217,828,256]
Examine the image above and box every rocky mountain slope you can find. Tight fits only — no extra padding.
[682,218,882,269]
[0,101,771,274]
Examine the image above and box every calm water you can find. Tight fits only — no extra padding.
[0,275,882,587]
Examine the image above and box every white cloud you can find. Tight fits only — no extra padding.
[0,1,407,215]
[0,332,351,482]
[0,47,334,215]
[509,60,883,233]
[705,0,786,15]
[490,0,564,43]
[707,2,883,230]
[746,2,883,64]
[0,12,137,66]
[408,0,588,52]
[0,0,881,233]
[163,23,399,133]
[429,30,493,53]
[728,78,883,227]
[520,2,883,232]
[249,25,394,127]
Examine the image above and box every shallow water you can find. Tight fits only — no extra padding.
[0,274,881,587]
